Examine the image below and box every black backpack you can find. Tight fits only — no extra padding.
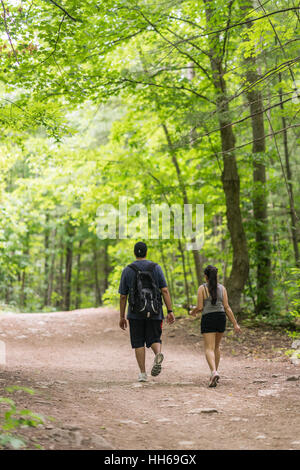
[127,262,162,318]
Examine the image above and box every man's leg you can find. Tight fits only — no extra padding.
[150,342,162,355]
[129,320,146,374]
[135,347,146,373]
[149,320,163,356]
[203,333,216,373]
[148,320,164,376]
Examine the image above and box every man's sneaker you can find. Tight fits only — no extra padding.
[151,353,164,377]
[138,372,148,382]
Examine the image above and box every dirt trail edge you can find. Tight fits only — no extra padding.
[0,307,299,450]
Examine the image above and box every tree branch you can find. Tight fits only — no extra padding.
[257,0,299,100]
[38,13,66,65]
[189,95,294,145]
[171,7,300,43]
[44,0,79,22]
[121,77,215,103]
[223,0,235,70]
[189,124,300,157]
[1,0,19,64]
[136,8,213,80]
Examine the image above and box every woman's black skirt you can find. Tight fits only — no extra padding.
[201,312,226,334]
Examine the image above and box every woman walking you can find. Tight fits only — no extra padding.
[189,265,241,387]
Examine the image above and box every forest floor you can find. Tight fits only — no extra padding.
[0,307,299,450]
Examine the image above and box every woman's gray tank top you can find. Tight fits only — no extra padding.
[202,283,225,315]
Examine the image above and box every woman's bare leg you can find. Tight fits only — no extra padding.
[203,333,216,373]
[215,332,224,371]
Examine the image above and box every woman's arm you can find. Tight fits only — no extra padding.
[222,287,241,333]
[189,286,204,317]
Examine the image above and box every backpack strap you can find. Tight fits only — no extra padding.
[203,284,209,299]
[145,262,157,272]
[127,263,140,273]
[127,262,157,273]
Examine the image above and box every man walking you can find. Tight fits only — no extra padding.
[119,242,175,382]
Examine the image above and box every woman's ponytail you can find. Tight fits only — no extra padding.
[204,265,218,305]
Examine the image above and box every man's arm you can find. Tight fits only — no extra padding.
[161,286,172,310]
[161,287,175,324]
[119,294,128,330]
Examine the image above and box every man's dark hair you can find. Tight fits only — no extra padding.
[134,242,147,258]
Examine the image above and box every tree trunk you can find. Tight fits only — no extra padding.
[20,234,30,308]
[64,222,74,311]
[278,72,299,267]
[94,242,102,306]
[75,239,83,310]
[178,239,190,312]
[246,72,272,313]
[204,0,249,312]
[47,228,57,306]
[59,238,64,308]
[5,279,10,304]
[159,242,173,300]
[103,241,110,292]
[187,249,197,292]
[220,218,228,284]
[20,270,26,308]
[44,212,50,307]
[241,0,272,314]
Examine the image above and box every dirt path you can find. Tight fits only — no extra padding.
[0,307,299,450]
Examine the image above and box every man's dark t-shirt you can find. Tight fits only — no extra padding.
[118,259,167,320]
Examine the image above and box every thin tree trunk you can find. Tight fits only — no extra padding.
[20,234,29,308]
[204,0,249,312]
[178,239,190,312]
[102,240,112,293]
[64,222,74,311]
[159,242,173,300]
[75,239,83,309]
[220,219,228,284]
[5,278,12,304]
[20,270,26,308]
[240,0,272,314]
[246,74,272,312]
[170,250,176,302]
[187,249,197,292]
[57,237,64,309]
[47,228,57,306]
[278,72,299,267]
[44,212,50,306]
[94,241,102,306]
